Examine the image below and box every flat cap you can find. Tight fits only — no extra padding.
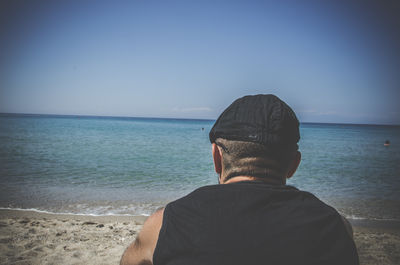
[209,94,300,152]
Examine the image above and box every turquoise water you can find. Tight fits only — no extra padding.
[0,114,399,220]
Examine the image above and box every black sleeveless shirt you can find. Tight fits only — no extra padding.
[153,181,359,265]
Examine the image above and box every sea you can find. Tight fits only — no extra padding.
[0,114,399,222]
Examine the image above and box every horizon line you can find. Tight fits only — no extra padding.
[0,112,399,127]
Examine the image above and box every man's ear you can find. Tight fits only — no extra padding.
[212,143,222,176]
[286,151,301,179]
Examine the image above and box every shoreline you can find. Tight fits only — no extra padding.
[0,208,149,221]
[2,207,400,229]
[1,209,400,265]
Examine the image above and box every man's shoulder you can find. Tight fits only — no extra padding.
[165,184,220,208]
[166,182,319,212]
[165,182,337,216]
[168,182,310,203]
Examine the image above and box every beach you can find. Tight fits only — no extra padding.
[0,209,399,265]
[0,209,147,265]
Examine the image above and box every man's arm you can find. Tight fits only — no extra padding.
[341,215,354,239]
[120,208,164,265]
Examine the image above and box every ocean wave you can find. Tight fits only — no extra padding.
[2,207,399,223]
[0,207,150,217]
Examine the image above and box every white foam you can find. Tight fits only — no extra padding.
[342,213,399,222]
[0,207,150,217]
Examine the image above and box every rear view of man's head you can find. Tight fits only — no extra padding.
[209,94,301,184]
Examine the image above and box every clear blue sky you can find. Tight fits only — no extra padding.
[1,0,399,124]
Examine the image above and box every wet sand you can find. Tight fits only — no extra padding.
[0,209,399,265]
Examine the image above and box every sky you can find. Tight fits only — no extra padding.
[0,0,399,124]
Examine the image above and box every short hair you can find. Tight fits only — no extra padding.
[215,138,296,182]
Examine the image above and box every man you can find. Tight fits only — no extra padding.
[121,94,359,265]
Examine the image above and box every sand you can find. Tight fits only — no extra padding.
[0,210,147,265]
[0,209,399,265]
[352,220,400,265]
